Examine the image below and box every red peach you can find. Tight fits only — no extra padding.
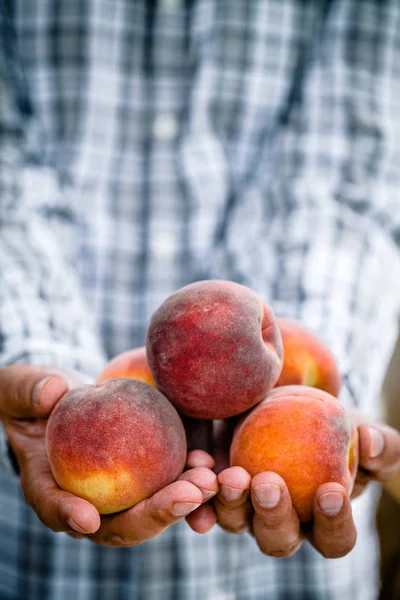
[146,280,283,420]
[46,379,187,514]
[230,385,358,522]
[97,346,155,387]
[275,318,341,397]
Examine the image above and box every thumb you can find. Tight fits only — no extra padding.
[0,365,70,420]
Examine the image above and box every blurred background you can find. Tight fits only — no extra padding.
[378,327,400,600]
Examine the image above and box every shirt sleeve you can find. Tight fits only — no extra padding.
[214,0,400,420]
[0,3,106,474]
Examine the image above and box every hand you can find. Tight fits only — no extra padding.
[0,365,218,546]
[187,412,400,558]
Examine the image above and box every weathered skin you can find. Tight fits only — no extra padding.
[97,346,155,387]
[146,280,283,420]
[230,385,358,522]
[275,318,341,397]
[46,379,187,514]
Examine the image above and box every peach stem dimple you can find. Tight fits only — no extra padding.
[260,305,282,362]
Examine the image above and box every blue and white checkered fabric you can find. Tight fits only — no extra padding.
[1,1,400,598]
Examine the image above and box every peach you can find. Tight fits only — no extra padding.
[275,318,341,397]
[230,385,358,521]
[46,379,186,514]
[97,346,155,387]
[146,280,283,420]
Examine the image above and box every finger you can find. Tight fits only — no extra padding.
[178,467,218,534]
[66,532,86,540]
[310,483,356,558]
[185,503,217,534]
[186,449,215,470]
[178,466,218,501]
[18,447,100,534]
[0,365,69,419]
[251,472,302,557]
[213,466,252,534]
[358,424,400,481]
[36,367,84,390]
[88,480,204,546]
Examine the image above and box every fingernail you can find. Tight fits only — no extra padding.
[254,484,281,508]
[67,518,90,534]
[318,492,344,516]
[202,489,217,501]
[369,427,384,458]
[173,502,201,517]
[221,485,245,502]
[33,375,68,410]
[33,376,54,407]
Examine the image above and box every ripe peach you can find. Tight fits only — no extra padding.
[230,385,358,521]
[146,280,283,420]
[46,379,187,514]
[97,346,155,387]
[275,318,341,397]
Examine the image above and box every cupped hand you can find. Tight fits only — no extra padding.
[186,412,400,559]
[0,365,218,546]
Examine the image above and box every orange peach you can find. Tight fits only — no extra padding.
[146,280,283,420]
[275,318,341,396]
[230,385,358,521]
[97,346,155,387]
[46,379,186,514]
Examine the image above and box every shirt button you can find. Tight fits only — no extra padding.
[153,114,178,140]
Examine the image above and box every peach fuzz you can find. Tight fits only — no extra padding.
[275,318,341,397]
[97,346,155,387]
[230,385,358,522]
[46,379,187,514]
[146,280,283,420]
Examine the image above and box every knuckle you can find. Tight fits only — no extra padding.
[218,519,250,535]
[320,514,347,534]
[257,510,285,529]
[259,536,301,558]
[217,497,246,511]
[215,504,252,534]
[151,508,173,529]
[319,532,357,559]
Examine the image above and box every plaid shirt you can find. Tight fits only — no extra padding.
[1,0,400,598]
